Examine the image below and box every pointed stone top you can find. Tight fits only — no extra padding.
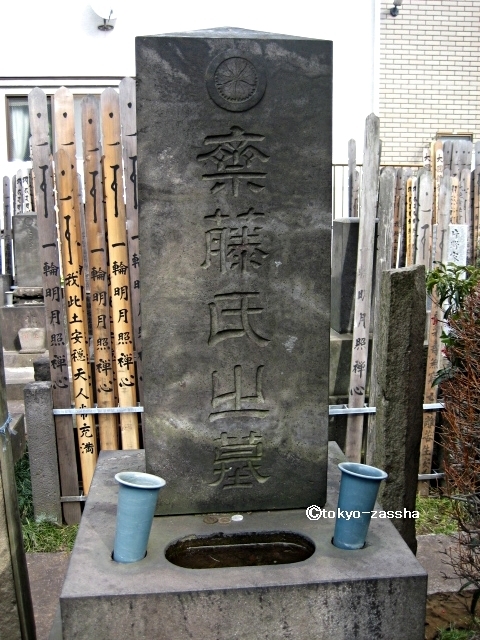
[144,26,315,40]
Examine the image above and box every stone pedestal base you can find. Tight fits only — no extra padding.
[0,305,46,352]
[58,443,427,640]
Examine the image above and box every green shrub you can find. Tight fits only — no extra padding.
[14,445,78,552]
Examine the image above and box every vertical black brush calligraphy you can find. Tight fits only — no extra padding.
[129,155,138,210]
[64,214,73,265]
[110,164,120,217]
[89,170,99,223]
[39,164,49,218]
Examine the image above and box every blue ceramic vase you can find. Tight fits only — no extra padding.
[113,471,166,563]
[333,462,388,550]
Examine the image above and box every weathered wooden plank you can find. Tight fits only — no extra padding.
[411,174,420,264]
[81,96,118,450]
[54,90,92,353]
[348,139,356,217]
[28,88,81,523]
[392,168,402,268]
[443,140,452,170]
[450,176,459,223]
[119,77,143,407]
[345,114,381,462]
[56,149,98,494]
[101,88,139,449]
[352,169,360,218]
[54,88,85,271]
[15,167,32,214]
[418,175,451,495]
[474,142,480,263]
[2,177,12,277]
[406,176,416,266]
[405,177,413,267]
[451,140,460,177]
[14,170,23,215]
[434,141,443,226]
[23,168,32,213]
[29,168,35,212]
[459,167,472,262]
[447,224,468,265]
[396,168,412,268]
[459,139,471,172]
[54,88,95,446]
[422,146,432,171]
[414,171,433,267]
[77,172,90,294]
[458,167,469,224]
[365,166,396,465]
[435,176,451,265]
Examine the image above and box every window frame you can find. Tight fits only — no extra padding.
[0,78,122,178]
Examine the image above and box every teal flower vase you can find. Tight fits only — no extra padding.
[333,462,388,550]
[113,471,166,563]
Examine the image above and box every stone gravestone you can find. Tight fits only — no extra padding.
[12,214,43,288]
[58,30,427,640]
[137,28,332,514]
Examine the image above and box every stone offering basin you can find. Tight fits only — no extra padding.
[165,530,315,569]
[58,444,427,640]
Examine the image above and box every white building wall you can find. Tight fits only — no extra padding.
[0,0,378,179]
[379,0,480,164]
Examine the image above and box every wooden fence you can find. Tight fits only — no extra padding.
[341,133,479,491]
[0,81,142,523]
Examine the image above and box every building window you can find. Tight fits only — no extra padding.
[436,132,473,143]
[7,96,52,162]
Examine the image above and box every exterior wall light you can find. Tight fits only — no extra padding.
[91,4,117,31]
[98,13,115,31]
[390,0,403,17]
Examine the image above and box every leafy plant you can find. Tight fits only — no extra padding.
[426,263,480,386]
[426,263,480,320]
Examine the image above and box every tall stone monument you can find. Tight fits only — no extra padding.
[58,30,427,640]
[137,28,332,514]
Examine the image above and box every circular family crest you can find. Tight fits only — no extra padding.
[206,49,266,112]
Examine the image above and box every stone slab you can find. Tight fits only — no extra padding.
[4,365,35,402]
[416,534,466,596]
[26,552,70,640]
[370,266,426,555]
[12,214,43,288]
[0,306,47,352]
[59,445,427,640]
[9,413,26,465]
[137,28,332,514]
[24,382,62,523]
[331,218,359,334]
[33,356,51,382]
[4,352,48,368]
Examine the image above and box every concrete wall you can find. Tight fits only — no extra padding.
[379,0,480,164]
